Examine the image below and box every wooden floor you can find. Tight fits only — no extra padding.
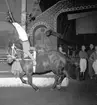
[0,79,97,105]
[0,62,97,105]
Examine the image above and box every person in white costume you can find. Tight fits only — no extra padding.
[89,46,97,76]
[79,45,88,79]
[13,22,36,65]
[8,14,36,66]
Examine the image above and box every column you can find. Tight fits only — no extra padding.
[21,0,27,31]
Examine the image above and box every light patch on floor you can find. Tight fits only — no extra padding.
[0,77,69,87]
[0,77,55,87]
[0,77,30,87]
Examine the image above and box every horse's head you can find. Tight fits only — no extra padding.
[7,54,15,65]
[7,40,24,64]
[45,29,53,37]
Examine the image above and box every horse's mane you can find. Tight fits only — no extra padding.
[8,39,23,50]
[15,40,23,50]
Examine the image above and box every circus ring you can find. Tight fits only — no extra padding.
[0,21,69,87]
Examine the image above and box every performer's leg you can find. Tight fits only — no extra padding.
[22,41,36,65]
[79,59,87,80]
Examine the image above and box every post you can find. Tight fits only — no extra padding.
[21,0,36,73]
[21,0,27,31]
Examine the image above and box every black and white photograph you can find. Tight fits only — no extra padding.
[0,0,97,105]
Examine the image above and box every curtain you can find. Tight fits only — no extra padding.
[57,13,76,45]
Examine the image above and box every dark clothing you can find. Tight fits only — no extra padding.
[87,49,94,58]
[88,61,94,78]
[89,51,97,62]
[62,45,68,54]
[88,51,97,78]
[79,51,88,59]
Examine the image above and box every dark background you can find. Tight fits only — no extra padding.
[40,0,97,11]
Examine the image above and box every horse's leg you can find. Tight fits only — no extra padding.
[26,73,39,91]
[63,69,69,79]
[51,68,63,90]
[19,72,27,84]
[51,74,59,90]
[56,68,69,90]
[58,74,66,84]
[56,74,66,90]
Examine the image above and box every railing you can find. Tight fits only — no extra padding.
[0,54,7,63]
[0,48,8,62]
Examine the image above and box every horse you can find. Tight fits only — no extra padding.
[45,29,80,79]
[7,35,72,92]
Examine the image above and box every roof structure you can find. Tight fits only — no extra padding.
[28,0,97,46]
[37,0,97,19]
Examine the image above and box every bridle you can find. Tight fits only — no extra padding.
[11,43,17,58]
[7,43,23,61]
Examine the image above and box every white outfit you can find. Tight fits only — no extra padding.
[79,58,87,73]
[12,22,36,72]
[12,22,29,58]
[92,60,97,74]
[59,47,66,54]
[12,22,28,41]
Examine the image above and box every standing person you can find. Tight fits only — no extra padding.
[87,44,95,79]
[89,46,97,78]
[79,45,88,79]
[87,44,94,58]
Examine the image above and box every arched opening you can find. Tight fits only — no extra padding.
[29,24,57,50]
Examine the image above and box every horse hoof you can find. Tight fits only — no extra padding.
[57,87,61,90]
[50,87,56,91]
[57,85,61,90]
[50,88,54,91]
[35,88,39,92]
